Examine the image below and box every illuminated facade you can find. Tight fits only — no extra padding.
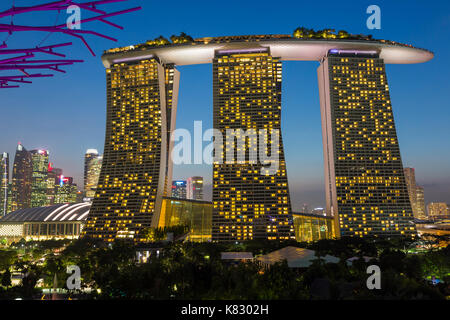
[11,143,32,211]
[0,203,90,242]
[158,200,334,243]
[1,152,9,216]
[292,213,335,242]
[55,181,78,204]
[318,51,416,238]
[171,180,187,199]
[92,34,432,243]
[212,49,294,242]
[159,197,212,242]
[403,167,425,219]
[46,165,58,205]
[427,202,448,217]
[187,176,203,200]
[30,149,50,208]
[83,56,179,242]
[415,186,426,218]
[84,150,103,199]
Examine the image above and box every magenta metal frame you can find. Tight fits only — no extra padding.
[0,0,141,88]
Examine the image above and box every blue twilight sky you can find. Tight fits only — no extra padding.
[1,0,449,210]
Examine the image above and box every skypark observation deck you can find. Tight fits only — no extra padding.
[101,34,433,67]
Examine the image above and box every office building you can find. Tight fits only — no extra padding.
[187,176,203,200]
[403,168,418,217]
[84,150,102,199]
[427,202,449,217]
[171,180,187,199]
[46,163,59,206]
[1,152,9,216]
[55,180,78,204]
[30,149,49,208]
[415,186,426,219]
[11,143,32,211]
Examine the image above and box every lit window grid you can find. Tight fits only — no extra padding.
[83,59,174,242]
[326,56,416,237]
[211,52,294,242]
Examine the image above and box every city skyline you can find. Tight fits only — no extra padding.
[1,0,450,211]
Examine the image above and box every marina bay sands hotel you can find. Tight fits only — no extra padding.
[81,32,433,242]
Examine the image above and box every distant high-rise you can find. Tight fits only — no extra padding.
[11,143,32,211]
[301,204,310,214]
[404,168,420,218]
[1,152,9,216]
[55,176,78,204]
[318,52,416,237]
[84,149,102,199]
[187,176,203,201]
[312,208,325,216]
[46,163,58,206]
[427,202,449,218]
[172,180,187,199]
[415,186,426,218]
[30,149,49,207]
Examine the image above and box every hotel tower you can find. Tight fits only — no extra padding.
[212,48,294,241]
[85,33,432,242]
[82,56,179,241]
[318,50,416,237]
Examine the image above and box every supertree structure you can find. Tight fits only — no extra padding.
[0,0,141,88]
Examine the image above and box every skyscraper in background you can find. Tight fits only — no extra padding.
[212,49,294,242]
[301,204,310,214]
[427,202,449,218]
[46,163,57,206]
[415,186,426,219]
[318,51,416,238]
[0,152,9,216]
[84,149,102,199]
[187,176,203,201]
[55,175,78,204]
[403,168,427,219]
[11,143,32,211]
[404,168,418,217]
[30,149,49,208]
[171,180,187,199]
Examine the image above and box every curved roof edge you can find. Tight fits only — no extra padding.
[0,203,91,222]
[102,38,433,68]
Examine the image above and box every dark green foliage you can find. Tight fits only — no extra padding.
[0,236,448,299]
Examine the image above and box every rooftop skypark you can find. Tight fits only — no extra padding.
[104,28,430,55]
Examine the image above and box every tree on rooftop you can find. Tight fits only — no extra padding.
[337,30,350,39]
[155,36,170,46]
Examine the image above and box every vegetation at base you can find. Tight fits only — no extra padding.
[0,235,448,300]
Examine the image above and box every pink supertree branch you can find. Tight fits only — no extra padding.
[0,0,141,88]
